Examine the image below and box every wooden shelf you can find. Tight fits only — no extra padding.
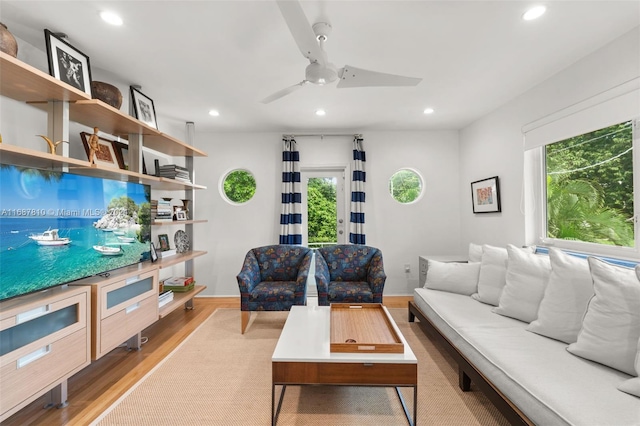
[0,52,90,103]
[159,285,206,319]
[156,250,207,269]
[152,219,208,226]
[1,52,206,159]
[0,144,207,190]
[0,143,90,170]
[155,178,207,190]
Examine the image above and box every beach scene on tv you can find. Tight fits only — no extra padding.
[0,166,151,301]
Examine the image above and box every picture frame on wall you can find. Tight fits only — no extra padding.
[130,86,158,129]
[79,131,119,169]
[44,29,92,96]
[158,234,170,251]
[471,176,501,213]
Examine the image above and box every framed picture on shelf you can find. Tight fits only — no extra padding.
[158,234,170,251]
[80,131,119,169]
[112,141,148,174]
[44,29,92,96]
[130,86,158,129]
[471,176,501,213]
[150,242,158,263]
[176,210,187,221]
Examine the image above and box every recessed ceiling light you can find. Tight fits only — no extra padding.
[100,11,123,26]
[523,5,546,21]
[315,109,326,116]
[209,110,220,117]
[423,108,434,115]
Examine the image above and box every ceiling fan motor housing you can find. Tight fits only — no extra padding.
[305,61,338,85]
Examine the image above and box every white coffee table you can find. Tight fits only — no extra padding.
[271,305,418,425]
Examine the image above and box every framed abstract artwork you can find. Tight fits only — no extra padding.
[471,176,501,213]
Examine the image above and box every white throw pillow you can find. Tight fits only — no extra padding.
[526,249,594,343]
[567,258,640,376]
[468,243,483,263]
[424,260,480,296]
[472,245,508,306]
[618,336,640,398]
[424,259,480,296]
[493,245,551,323]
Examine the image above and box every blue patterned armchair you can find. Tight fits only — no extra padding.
[314,245,386,306]
[237,245,312,333]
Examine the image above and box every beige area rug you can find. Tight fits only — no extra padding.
[93,308,509,425]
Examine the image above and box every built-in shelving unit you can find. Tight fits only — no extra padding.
[156,250,207,269]
[0,51,210,416]
[159,285,206,319]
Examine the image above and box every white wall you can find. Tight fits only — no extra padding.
[193,130,461,297]
[458,27,640,249]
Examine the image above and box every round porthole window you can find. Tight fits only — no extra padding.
[389,169,423,204]
[222,169,256,204]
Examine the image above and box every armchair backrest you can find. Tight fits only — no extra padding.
[316,245,381,282]
[251,245,311,281]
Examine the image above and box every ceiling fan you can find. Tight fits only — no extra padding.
[261,0,422,104]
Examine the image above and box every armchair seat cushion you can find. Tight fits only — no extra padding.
[327,281,373,303]
[249,281,298,303]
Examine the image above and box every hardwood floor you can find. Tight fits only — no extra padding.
[3,296,412,426]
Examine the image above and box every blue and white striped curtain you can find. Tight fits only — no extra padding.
[279,138,302,245]
[349,136,366,244]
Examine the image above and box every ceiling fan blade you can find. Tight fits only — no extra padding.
[260,81,307,104]
[276,0,326,66]
[337,65,422,88]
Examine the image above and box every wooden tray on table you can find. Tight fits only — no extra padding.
[330,303,404,353]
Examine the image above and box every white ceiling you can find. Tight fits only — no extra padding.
[1,1,639,134]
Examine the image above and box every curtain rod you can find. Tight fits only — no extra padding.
[283,133,362,139]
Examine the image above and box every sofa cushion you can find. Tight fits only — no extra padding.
[468,243,483,263]
[472,245,508,306]
[493,245,551,323]
[425,259,480,296]
[618,336,640,398]
[526,248,594,343]
[413,288,640,425]
[567,257,640,376]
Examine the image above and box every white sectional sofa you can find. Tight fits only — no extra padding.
[409,244,640,425]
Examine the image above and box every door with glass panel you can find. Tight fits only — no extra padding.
[301,168,346,248]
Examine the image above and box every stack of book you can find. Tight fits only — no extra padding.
[155,199,173,222]
[158,164,191,183]
[151,200,158,219]
[158,290,174,308]
[163,276,195,292]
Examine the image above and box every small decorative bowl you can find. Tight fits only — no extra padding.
[91,81,123,109]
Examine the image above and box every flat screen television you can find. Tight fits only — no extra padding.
[0,165,151,302]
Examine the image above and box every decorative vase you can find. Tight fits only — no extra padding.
[0,23,18,58]
[91,81,123,109]
[181,199,190,219]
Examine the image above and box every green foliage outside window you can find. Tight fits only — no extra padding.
[389,169,422,203]
[223,170,256,203]
[545,121,634,247]
[307,178,337,245]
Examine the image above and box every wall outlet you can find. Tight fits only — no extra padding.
[404,264,411,273]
